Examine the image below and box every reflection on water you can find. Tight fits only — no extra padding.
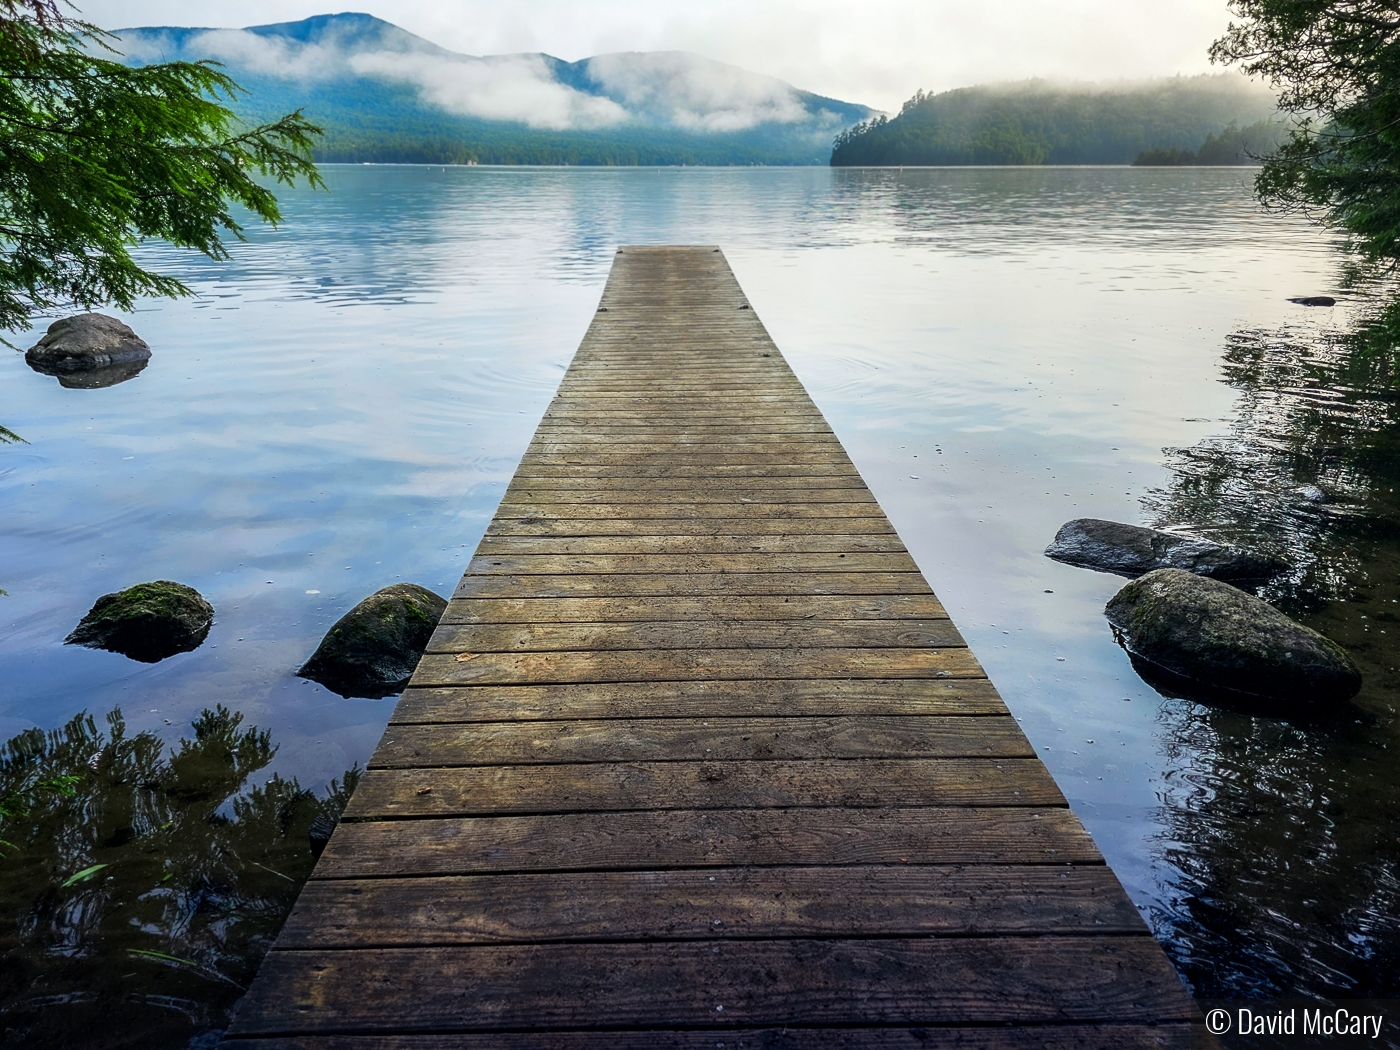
[1144,303,1400,1023]
[0,708,355,1048]
[27,358,149,390]
[1154,701,1400,1004]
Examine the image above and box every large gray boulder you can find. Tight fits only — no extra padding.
[1047,518,1287,585]
[25,314,151,384]
[298,583,447,699]
[66,581,214,663]
[1105,568,1361,705]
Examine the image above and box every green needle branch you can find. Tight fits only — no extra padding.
[0,0,323,333]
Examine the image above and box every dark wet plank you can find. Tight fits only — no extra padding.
[229,938,1196,1033]
[343,757,1065,817]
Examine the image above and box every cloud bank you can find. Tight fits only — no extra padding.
[586,52,807,131]
[115,22,845,134]
[351,52,626,130]
[173,27,627,130]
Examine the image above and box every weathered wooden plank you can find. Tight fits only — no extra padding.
[344,758,1062,818]
[428,619,964,654]
[391,679,1008,723]
[439,594,944,624]
[227,938,1194,1033]
[541,405,827,417]
[369,716,1030,768]
[526,431,834,445]
[506,474,871,489]
[222,1027,1203,1050]
[464,552,916,575]
[484,517,898,537]
[509,466,864,480]
[491,502,888,520]
[472,534,909,555]
[535,416,836,428]
[318,807,1097,878]
[278,865,1138,947]
[412,647,983,687]
[451,572,933,600]
[538,397,812,407]
[529,442,850,455]
[535,414,824,425]
[518,451,857,465]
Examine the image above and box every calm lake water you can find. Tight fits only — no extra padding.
[4,165,1396,1044]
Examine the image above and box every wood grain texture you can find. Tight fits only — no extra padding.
[278,865,1141,947]
[223,1028,1206,1050]
[228,938,1195,1033]
[428,618,964,653]
[472,532,911,554]
[438,594,946,624]
[343,758,1065,817]
[314,807,1100,878]
[450,572,934,600]
[391,679,1008,723]
[223,245,1198,1045]
[411,647,985,687]
[369,716,1034,767]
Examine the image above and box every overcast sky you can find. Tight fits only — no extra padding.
[82,1,1240,111]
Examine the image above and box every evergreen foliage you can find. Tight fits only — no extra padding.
[1131,119,1289,165]
[0,0,322,333]
[1212,1,1400,267]
[1134,146,1200,166]
[830,76,1279,166]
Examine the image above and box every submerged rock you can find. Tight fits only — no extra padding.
[1288,296,1337,307]
[1046,518,1287,585]
[1105,568,1361,706]
[298,583,447,699]
[66,581,214,663]
[25,314,151,384]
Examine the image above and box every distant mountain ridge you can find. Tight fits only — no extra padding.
[831,77,1281,167]
[110,13,877,165]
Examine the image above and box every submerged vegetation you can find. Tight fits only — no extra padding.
[0,706,357,1048]
[830,76,1278,166]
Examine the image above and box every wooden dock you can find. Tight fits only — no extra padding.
[224,247,1202,1048]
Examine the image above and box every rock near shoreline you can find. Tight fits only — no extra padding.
[298,583,448,699]
[1047,518,1287,585]
[1105,568,1361,707]
[25,314,151,387]
[66,581,214,663]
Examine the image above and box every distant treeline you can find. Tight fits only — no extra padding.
[310,123,830,166]
[1131,119,1286,166]
[830,76,1279,166]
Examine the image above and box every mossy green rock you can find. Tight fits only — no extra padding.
[298,583,447,699]
[66,581,214,663]
[1105,568,1361,705]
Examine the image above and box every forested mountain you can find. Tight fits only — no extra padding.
[830,77,1279,166]
[110,13,875,165]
